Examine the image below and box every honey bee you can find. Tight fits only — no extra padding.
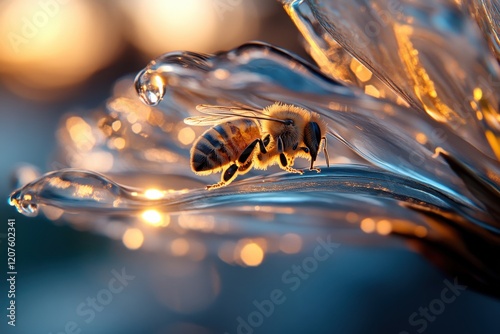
[184,102,329,190]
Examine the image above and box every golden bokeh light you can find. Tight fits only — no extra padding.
[345,212,359,223]
[178,214,215,232]
[141,209,169,227]
[71,151,114,172]
[119,0,260,56]
[122,228,144,250]
[376,219,392,235]
[178,127,196,145]
[473,87,483,101]
[66,116,96,151]
[279,233,303,254]
[414,226,428,238]
[131,123,143,134]
[111,120,122,132]
[113,137,126,150]
[0,0,123,98]
[240,242,264,266]
[416,133,428,145]
[126,112,138,124]
[350,58,373,82]
[365,85,381,98]
[360,218,376,233]
[170,238,190,256]
[144,188,164,200]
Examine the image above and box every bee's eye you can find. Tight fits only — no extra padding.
[284,119,294,126]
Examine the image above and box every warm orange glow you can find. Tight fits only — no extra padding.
[350,58,373,82]
[213,68,230,80]
[49,177,71,189]
[66,116,96,151]
[485,130,500,159]
[396,96,409,106]
[112,120,122,132]
[178,214,215,232]
[141,209,168,227]
[74,184,93,198]
[279,233,303,254]
[240,242,264,266]
[126,113,138,124]
[473,87,483,101]
[122,228,144,250]
[0,0,122,98]
[365,85,380,98]
[360,218,376,233]
[119,0,259,56]
[113,137,126,150]
[131,123,143,134]
[170,238,190,256]
[345,212,359,223]
[144,188,164,200]
[414,226,428,238]
[376,219,392,235]
[416,133,428,145]
[470,101,479,111]
[476,111,484,121]
[72,151,114,172]
[178,127,196,145]
[394,25,456,123]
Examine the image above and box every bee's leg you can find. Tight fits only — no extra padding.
[277,136,284,153]
[257,138,268,154]
[309,154,322,173]
[322,136,330,167]
[279,153,303,174]
[206,164,239,190]
[262,134,271,148]
[310,166,321,173]
[306,137,328,173]
[238,160,253,174]
[238,138,267,165]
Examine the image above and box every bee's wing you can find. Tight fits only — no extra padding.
[183,115,241,126]
[184,105,288,126]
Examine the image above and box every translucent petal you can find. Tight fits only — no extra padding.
[283,0,500,159]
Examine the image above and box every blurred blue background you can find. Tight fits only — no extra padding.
[1,1,499,333]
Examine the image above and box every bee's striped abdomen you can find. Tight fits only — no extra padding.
[190,119,260,173]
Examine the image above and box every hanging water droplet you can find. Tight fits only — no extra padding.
[134,69,166,106]
[8,190,39,217]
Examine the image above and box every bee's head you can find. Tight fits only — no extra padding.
[303,122,322,168]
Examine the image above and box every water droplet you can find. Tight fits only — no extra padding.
[134,69,166,106]
[8,190,39,217]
